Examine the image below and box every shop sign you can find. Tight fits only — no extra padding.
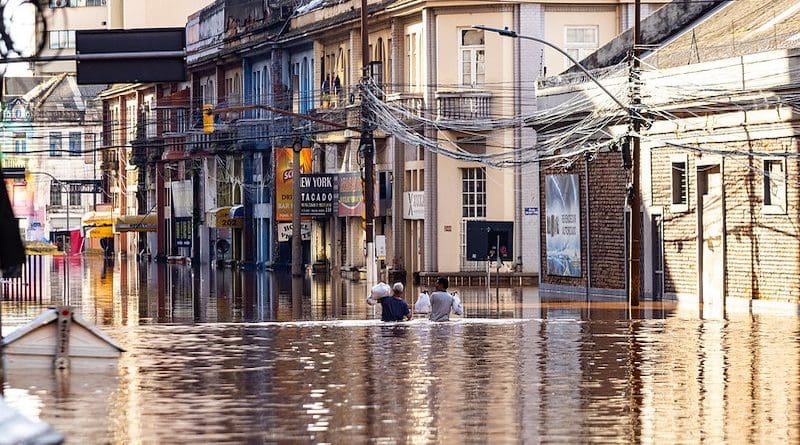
[275,147,312,221]
[337,172,364,217]
[300,173,338,217]
[403,191,424,220]
[277,222,311,242]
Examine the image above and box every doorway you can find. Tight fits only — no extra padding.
[697,164,724,318]
[651,213,664,300]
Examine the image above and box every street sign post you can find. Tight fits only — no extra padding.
[75,28,186,84]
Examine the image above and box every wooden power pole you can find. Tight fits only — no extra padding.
[629,0,642,307]
[360,0,376,286]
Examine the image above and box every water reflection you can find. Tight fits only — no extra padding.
[0,258,797,443]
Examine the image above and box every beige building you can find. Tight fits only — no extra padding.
[288,0,666,279]
[35,0,213,74]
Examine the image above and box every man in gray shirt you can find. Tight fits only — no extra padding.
[429,277,463,321]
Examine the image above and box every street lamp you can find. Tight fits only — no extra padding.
[29,171,72,304]
[472,25,632,114]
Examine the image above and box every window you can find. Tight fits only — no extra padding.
[462,167,486,218]
[670,155,688,212]
[49,30,75,49]
[764,159,786,213]
[69,184,82,206]
[126,99,137,144]
[460,29,485,87]
[69,132,81,156]
[564,26,598,69]
[109,104,120,146]
[50,182,62,206]
[406,27,421,92]
[50,132,62,157]
[143,95,155,138]
[13,133,26,153]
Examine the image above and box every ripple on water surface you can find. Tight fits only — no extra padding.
[3,316,799,444]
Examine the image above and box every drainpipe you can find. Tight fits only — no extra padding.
[584,152,592,302]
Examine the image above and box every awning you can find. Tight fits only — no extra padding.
[86,226,113,239]
[113,214,157,232]
[230,205,244,218]
[208,206,242,229]
[81,210,113,227]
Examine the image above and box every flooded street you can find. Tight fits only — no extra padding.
[1,258,799,443]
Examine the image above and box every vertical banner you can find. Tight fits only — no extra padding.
[337,172,364,217]
[275,147,312,221]
[545,174,582,277]
[171,180,193,250]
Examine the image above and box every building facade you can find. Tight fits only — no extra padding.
[1,74,103,252]
[535,0,800,309]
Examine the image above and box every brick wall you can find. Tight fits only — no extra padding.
[650,138,800,303]
[650,146,698,295]
[539,152,627,290]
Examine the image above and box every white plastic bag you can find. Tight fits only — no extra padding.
[414,292,431,313]
[367,282,392,305]
[370,282,392,299]
[451,292,464,316]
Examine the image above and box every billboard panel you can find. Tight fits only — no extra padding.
[545,174,582,277]
[300,173,338,217]
[275,147,312,221]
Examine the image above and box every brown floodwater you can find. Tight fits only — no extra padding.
[1,258,798,443]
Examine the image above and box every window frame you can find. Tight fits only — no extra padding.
[461,167,487,219]
[69,184,82,206]
[50,132,62,157]
[763,158,787,215]
[563,25,599,70]
[48,30,75,49]
[670,154,689,213]
[68,131,82,156]
[50,182,62,206]
[458,28,485,87]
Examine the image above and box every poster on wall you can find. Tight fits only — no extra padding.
[545,174,581,277]
[338,172,364,217]
[172,217,192,249]
[275,147,312,221]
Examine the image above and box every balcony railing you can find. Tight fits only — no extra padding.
[386,92,424,121]
[435,91,492,121]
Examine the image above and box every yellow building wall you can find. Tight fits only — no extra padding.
[542,5,618,76]
[433,10,517,272]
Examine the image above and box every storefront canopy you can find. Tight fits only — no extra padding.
[81,210,113,228]
[208,207,242,229]
[113,214,157,233]
[86,226,114,239]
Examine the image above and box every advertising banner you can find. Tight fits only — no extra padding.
[277,222,312,242]
[173,217,192,249]
[402,191,424,220]
[170,180,193,218]
[337,172,364,217]
[300,173,338,218]
[545,174,582,277]
[275,147,312,221]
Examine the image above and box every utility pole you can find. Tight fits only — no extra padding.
[360,0,376,287]
[291,139,302,278]
[628,0,642,307]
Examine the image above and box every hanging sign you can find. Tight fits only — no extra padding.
[300,173,338,217]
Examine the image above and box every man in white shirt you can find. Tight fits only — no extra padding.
[429,277,463,321]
